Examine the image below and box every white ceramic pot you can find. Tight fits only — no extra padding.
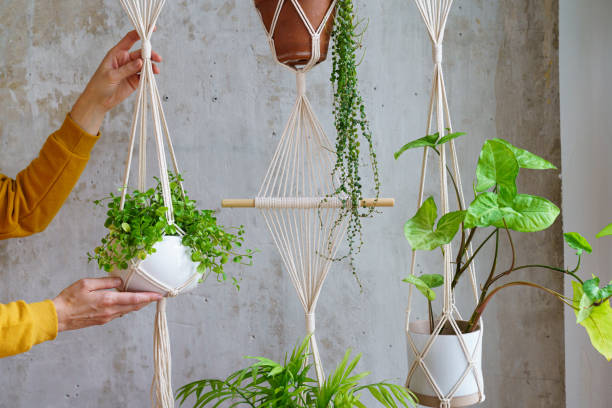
[406,320,484,407]
[111,235,200,296]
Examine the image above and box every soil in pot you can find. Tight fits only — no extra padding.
[255,0,335,67]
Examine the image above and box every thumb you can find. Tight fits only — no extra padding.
[112,58,143,82]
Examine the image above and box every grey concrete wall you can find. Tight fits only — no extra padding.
[0,1,563,407]
[560,1,612,407]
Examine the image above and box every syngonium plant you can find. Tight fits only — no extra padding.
[177,336,416,407]
[395,133,612,361]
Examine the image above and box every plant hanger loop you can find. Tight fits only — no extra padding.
[405,0,485,406]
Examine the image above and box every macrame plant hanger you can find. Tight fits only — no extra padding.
[404,0,485,407]
[223,0,394,386]
[118,0,198,407]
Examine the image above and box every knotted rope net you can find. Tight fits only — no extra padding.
[117,0,199,406]
[405,0,485,406]
[223,0,393,385]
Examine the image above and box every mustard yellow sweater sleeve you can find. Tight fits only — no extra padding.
[0,114,99,358]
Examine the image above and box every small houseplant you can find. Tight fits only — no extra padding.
[88,173,254,293]
[254,0,381,278]
[177,336,416,407]
[395,133,612,402]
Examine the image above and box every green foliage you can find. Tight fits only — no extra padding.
[176,336,416,407]
[394,131,465,160]
[88,173,254,286]
[404,197,465,251]
[491,138,557,170]
[564,232,593,255]
[572,281,612,361]
[596,222,612,238]
[330,0,381,279]
[402,274,443,301]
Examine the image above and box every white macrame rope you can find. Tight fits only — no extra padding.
[405,1,485,406]
[257,0,337,73]
[116,1,193,407]
[255,72,347,386]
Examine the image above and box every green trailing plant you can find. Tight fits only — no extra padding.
[396,133,612,361]
[88,173,254,288]
[177,336,416,407]
[329,0,381,280]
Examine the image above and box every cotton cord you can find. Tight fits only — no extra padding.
[252,18,345,382]
[405,1,485,406]
[116,0,192,407]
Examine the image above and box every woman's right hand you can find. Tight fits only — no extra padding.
[52,277,162,332]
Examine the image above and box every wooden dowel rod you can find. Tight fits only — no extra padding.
[221,198,395,208]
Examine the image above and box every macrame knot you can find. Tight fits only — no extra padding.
[296,72,306,96]
[305,312,316,333]
[142,39,152,60]
[433,43,443,65]
[440,399,451,408]
[167,288,180,298]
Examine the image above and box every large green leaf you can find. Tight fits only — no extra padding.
[404,197,465,251]
[572,281,612,361]
[493,138,557,170]
[596,222,612,238]
[394,133,439,159]
[402,275,437,301]
[475,140,519,201]
[493,194,560,232]
[464,192,509,229]
[564,232,593,255]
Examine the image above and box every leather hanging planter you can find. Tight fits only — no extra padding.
[254,0,335,68]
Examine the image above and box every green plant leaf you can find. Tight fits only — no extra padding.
[493,138,557,170]
[494,194,560,232]
[596,222,612,238]
[582,277,612,304]
[420,273,444,289]
[572,281,612,361]
[577,293,594,323]
[402,275,436,301]
[464,192,519,228]
[564,232,593,255]
[404,197,465,251]
[394,133,439,159]
[437,131,466,146]
[475,140,519,199]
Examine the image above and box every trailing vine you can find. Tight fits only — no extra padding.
[329,0,381,282]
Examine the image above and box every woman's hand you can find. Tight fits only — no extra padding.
[52,277,162,332]
[70,30,162,135]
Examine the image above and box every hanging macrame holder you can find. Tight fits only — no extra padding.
[404,1,485,407]
[223,0,394,386]
[115,1,201,407]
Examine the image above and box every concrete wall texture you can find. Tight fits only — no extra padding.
[560,1,612,407]
[0,1,567,407]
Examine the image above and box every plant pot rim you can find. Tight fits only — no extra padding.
[408,319,481,336]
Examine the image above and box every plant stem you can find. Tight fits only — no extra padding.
[467,281,579,331]
[452,228,494,289]
[428,300,434,334]
[494,264,584,285]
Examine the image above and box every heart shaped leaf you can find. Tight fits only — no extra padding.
[404,197,465,251]
[402,274,443,301]
[475,140,519,200]
[494,194,560,232]
[572,281,612,361]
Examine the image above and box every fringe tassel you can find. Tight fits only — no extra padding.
[151,298,174,408]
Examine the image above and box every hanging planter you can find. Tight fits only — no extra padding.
[89,175,254,296]
[254,0,335,67]
[407,320,483,407]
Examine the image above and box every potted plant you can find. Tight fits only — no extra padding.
[177,336,417,407]
[396,134,612,404]
[88,173,255,294]
[253,0,381,280]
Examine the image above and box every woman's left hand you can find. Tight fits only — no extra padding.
[70,30,163,135]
